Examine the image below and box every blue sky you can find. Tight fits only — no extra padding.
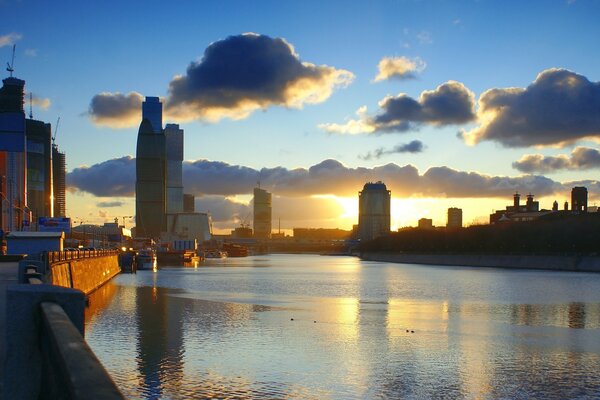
[3,0,600,231]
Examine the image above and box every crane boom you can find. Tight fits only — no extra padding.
[52,117,61,145]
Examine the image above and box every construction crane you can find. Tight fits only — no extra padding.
[52,117,60,146]
[119,216,133,227]
[6,44,15,77]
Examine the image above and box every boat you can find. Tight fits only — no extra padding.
[157,250,199,266]
[203,250,228,259]
[222,243,249,257]
[136,249,157,270]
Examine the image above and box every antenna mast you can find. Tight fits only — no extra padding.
[6,44,15,77]
[29,93,33,119]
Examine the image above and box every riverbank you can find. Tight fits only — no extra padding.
[360,252,600,273]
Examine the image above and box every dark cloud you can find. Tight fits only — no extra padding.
[421,166,563,198]
[164,33,353,122]
[360,140,424,160]
[512,147,600,173]
[67,156,136,196]
[195,195,250,223]
[96,201,125,208]
[320,81,475,134]
[87,92,143,128]
[463,69,600,147]
[67,156,585,201]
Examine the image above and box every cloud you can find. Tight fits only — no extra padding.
[67,156,136,196]
[87,34,353,128]
[462,69,600,147]
[87,92,144,128]
[67,156,588,201]
[96,201,125,208]
[373,56,426,82]
[512,146,600,173]
[320,81,476,134]
[195,195,250,223]
[416,31,433,45]
[31,94,51,110]
[0,32,21,47]
[164,33,354,122]
[359,140,424,160]
[24,48,37,57]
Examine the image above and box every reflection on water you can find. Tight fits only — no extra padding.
[85,254,600,399]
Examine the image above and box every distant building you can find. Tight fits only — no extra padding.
[490,192,542,224]
[135,97,211,244]
[418,218,433,229]
[447,207,462,228]
[164,123,184,214]
[183,194,195,212]
[358,181,391,241]
[232,226,253,238]
[253,187,272,239]
[571,187,588,212]
[135,97,167,239]
[52,145,66,217]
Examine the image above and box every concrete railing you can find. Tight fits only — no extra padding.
[46,249,119,264]
[4,263,124,399]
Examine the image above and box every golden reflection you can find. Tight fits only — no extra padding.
[84,281,118,325]
[386,299,450,339]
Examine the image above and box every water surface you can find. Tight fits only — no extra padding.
[85,254,600,399]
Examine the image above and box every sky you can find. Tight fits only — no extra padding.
[2,0,600,233]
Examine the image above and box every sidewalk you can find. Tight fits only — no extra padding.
[0,262,19,399]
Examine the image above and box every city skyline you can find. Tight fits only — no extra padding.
[2,0,600,233]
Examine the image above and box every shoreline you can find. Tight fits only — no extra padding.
[360,252,600,273]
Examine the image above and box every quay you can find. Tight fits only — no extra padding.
[0,250,124,399]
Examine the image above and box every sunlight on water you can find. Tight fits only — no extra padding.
[85,254,600,399]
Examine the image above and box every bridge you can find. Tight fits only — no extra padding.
[1,250,124,399]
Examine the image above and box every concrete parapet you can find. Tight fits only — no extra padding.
[50,254,121,295]
[4,284,85,400]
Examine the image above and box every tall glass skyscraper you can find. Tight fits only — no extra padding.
[358,181,391,241]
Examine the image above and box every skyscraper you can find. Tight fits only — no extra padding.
[25,118,53,223]
[52,144,66,217]
[447,207,463,228]
[253,187,272,239]
[0,77,27,232]
[358,181,391,241]
[135,98,166,239]
[164,123,184,214]
[571,186,588,212]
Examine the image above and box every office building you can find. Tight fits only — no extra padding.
[571,187,588,212]
[164,123,184,214]
[418,218,434,229]
[135,98,166,239]
[183,194,195,212]
[0,77,28,232]
[52,145,66,217]
[447,207,462,228]
[358,181,391,241]
[135,97,211,243]
[253,187,272,239]
[25,119,53,225]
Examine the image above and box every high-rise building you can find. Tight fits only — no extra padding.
[25,118,53,224]
[183,194,195,212]
[447,207,463,228]
[0,77,27,232]
[52,145,66,217]
[142,96,162,134]
[253,187,272,239]
[164,124,184,214]
[135,97,211,243]
[358,181,390,241]
[571,187,588,212]
[135,97,166,239]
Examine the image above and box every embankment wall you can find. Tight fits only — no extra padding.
[50,255,120,295]
[360,253,600,273]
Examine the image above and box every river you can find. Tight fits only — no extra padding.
[85,254,600,399]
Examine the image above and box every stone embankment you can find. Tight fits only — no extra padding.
[47,251,121,295]
[360,252,600,273]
